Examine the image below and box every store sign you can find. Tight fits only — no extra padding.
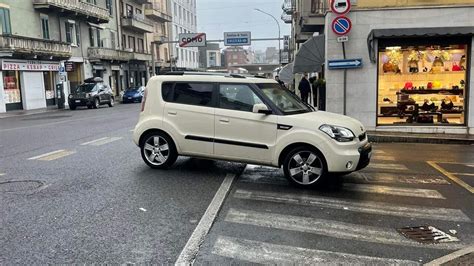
[283,35,290,51]
[65,62,75,72]
[1,60,60,71]
[224,31,251,46]
[281,52,289,64]
[179,33,206,47]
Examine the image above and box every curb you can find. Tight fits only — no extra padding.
[424,245,474,265]
[368,134,474,145]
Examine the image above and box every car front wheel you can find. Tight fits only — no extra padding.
[108,97,114,107]
[93,98,99,109]
[140,132,178,169]
[283,146,326,187]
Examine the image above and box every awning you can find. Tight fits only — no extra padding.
[367,27,474,63]
[293,35,325,73]
[278,62,294,84]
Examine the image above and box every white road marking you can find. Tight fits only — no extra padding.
[175,173,237,265]
[367,163,408,170]
[224,209,464,250]
[346,172,450,185]
[80,137,109,145]
[233,189,470,222]
[451,173,474,176]
[372,150,386,154]
[139,208,147,212]
[89,137,122,146]
[343,183,445,199]
[212,236,419,265]
[28,149,76,161]
[425,245,474,266]
[372,155,396,161]
[0,173,5,176]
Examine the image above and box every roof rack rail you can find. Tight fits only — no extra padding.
[163,71,227,76]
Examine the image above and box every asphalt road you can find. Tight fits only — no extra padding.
[1,104,473,264]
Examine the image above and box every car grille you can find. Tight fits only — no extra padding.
[358,132,367,141]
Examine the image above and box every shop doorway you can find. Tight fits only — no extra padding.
[68,63,82,93]
[3,70,23,111]
[44,71,56,106]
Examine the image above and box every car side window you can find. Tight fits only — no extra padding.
[218,84,262,112]
[162,82,173,101]
[171,83,213,107]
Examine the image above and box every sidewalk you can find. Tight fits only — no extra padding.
[368,131,474,145]
[0,107,64,119]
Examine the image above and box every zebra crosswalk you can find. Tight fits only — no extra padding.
[194,154,474,264]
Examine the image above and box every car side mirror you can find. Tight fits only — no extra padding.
[253,103,272,115]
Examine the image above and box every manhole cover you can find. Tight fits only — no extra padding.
[0,180,44,192]
[397,225,459,244]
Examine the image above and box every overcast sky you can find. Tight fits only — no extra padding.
[196,0,291,52]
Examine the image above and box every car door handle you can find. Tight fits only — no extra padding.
[219,118,229,123]
[168,111,177,115]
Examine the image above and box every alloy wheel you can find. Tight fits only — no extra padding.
[287,151,323,185]
[143,136,170,166]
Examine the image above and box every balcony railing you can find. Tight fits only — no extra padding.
[88,47,132,61]
[282,0,295,14]
[33,0,110,23]
[0,35,71,58]
[144,3,172,22]
[134,0,152,4]
[132,51,152,61]
[281,13,292,24]
[121,15,154,33]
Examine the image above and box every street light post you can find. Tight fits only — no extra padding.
[254,8,281,65]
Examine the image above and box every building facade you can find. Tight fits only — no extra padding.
[284,0,474,135]
[223,46,249,73]
[0,0,173,113]
[198,43,221,69]
[170,0,198,69]
[145,0,172,75]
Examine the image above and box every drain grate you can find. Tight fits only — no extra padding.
[0,180,44,192]
[397,225,459,244]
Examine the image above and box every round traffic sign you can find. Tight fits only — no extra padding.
[330,0,351,15]
[332,16,352,36]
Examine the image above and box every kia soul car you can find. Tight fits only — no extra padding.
[133,72,371,187]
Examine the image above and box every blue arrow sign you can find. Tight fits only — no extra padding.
[328,58,363,69]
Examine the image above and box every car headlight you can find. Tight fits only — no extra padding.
[68,94,73,99]
[85,93,91,98]
[319,124,355,142]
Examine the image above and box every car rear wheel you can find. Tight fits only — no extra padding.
[93,98,99,109]
[108,97,114,107]
[140,132,177,169]
[283,146,326,187]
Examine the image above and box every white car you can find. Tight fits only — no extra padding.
[133,72,371,187]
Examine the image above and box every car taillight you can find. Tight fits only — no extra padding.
[140,88,147,112]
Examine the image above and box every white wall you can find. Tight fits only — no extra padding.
[20,72,46,110]
[325,6,474,133]
[0,71,5,113]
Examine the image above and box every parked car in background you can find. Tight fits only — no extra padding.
[122,86,145,103]
[68,77,115,110]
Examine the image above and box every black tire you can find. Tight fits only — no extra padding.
[69,105,76,110]
[108,97,114,107]
[93,98,99,109]
[87,105,93,109]
[282,146,327,187]
[140,131,178,169]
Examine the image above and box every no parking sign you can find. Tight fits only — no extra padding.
[331,16,352,36]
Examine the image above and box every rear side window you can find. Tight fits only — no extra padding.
[171,83,214,107]
[161,82,173,101]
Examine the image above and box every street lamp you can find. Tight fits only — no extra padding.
[254,8,281,65]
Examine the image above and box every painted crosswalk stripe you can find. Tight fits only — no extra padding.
[343,183,445,199]
[212,236,418,265]
[225,209,464,250]
[80,137,109,146]
[0,173,5,176]
[345,172,450,185]
[81,137,122,146]
[372,155,396,161]
[28,149,76,161]
[372,150,386,155]
[367,163,408,170]
[233,189,470,222]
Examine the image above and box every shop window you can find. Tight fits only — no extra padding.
[3,70,21,105]
[0,8,11,34]
[377,42,468,126]
[41,15,49,40]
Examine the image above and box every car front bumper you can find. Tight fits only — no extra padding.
[356,142,372,170]
[68,98,93,106]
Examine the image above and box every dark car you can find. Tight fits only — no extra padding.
[68,77,115,110]
[122,86,145,103]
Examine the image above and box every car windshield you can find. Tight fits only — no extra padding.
[126,87,140,92]
[75,84,96,93]
[256,83,313,115]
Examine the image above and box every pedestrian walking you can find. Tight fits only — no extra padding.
[298,73,311,104]
[275,75,286,88]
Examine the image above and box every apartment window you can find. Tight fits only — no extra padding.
[164,47,169,61]
[137,38,144,53]
[180,49,183,60]
[40,15,50,40]
[174,3,177,16]
[136,8,142,15]
[89,27,95,46]
[179,6,182,20]
[106,0,113,15]
[128,36,135,51]
[174,25,178,38]
[185,50,188,61]
[0,8,11,34]
[86,0,97,4]
[65,21,79,45]
[122,34,126,49]
[126,4,133,17]
[183,10,186,23]
[96,28,101,47]
[110,31,116,49]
